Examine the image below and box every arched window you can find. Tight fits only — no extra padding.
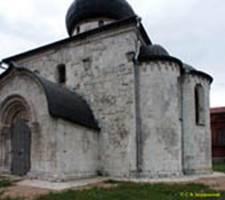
[195,84,205,125]
[57,64,66,84]
[98,20,104,27]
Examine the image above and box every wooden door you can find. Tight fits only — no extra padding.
[11,119,31,176]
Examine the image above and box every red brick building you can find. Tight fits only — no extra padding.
[211,107,225,161]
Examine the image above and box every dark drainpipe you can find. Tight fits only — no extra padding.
[133,17,143,177]
[180,74,185,175]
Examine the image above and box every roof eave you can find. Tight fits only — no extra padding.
[138,55,183,67]
[2,16,151,63]
[189,70,213,84]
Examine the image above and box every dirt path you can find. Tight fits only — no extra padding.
[2,181,118,200]
[195,177,225,191]
[2,185,51,200]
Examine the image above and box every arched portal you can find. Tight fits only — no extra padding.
[0,95,33,176]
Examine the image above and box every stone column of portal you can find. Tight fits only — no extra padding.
[0,125,11,173]
[27,122,40,179]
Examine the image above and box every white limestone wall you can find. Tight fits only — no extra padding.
[182,74,212,174]
[0,73,58,179]
[139,61,183,177]
[54,119,99,181]
[66,30,137,177]
[14,27,139,177]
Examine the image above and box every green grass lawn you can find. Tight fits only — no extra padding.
[34,182,224,200]
[213,162,225,173]
[0,180,224,200]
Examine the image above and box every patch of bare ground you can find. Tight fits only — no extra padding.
[194,177,225,191]
[70,181,118,191]
[2,185,51,200]
[2,181,118,200]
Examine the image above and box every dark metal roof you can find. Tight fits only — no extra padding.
[66,0,136,36]
[183,63,197,73]
[138,44,183,67]
[0,65,100,131]
[139,45,170,58]
[189,69,213,83]
[183,63,213,83]
[2,17,151,63]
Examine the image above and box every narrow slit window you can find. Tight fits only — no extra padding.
[76,26,80,34]
[82,58,91,71]
[195,84,205,125]
[57,64,66,84]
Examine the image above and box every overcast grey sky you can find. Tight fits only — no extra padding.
[0,0,224,107]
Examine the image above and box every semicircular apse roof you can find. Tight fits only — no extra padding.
[0,65,100,131]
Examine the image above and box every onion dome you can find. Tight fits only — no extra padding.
[66,0,136,36]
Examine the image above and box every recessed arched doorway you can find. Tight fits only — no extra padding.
[0,95,33,176]
[11,119,31,176]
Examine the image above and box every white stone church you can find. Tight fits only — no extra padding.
[0,0,213,181]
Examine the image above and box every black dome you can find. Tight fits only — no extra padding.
[138,45,170,60]
[66,0,136,36]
